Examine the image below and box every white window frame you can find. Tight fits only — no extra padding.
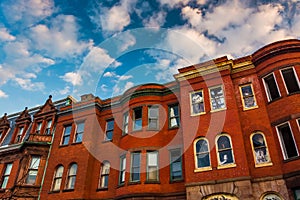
[122,111,129,135]
[168,104,180,128]
[52,165,64,191]
[65,163,77,190]
[250,132,272,167]
[169,148,183,181]
[105,119,114,141]
[133,107,142,131]
[276,122,299,160]
[16,126,24,143]
[262,72,281,102]
[99,161,110,188]
[74,122,84,143]
[61,125,72,145]
[36,122,42,134]
[119,155,126,185]
[26,156,41,185]
[146,151,159,182]
[209,85,226,112]
[190,90,205,116]
[239,83,258,110]
[45,119,52,135]
[280,67,300,94]
[215,134,236,169]
[1,163,13,189]
[148,105,159,130]
[193,138,212,172]
[130,152,140,182]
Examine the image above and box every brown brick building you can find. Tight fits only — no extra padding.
[0,39,300,200]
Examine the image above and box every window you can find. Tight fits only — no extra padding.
[239,84,258,110]
[133,107,142,131]
[209,85,226,111]
[36,122,42,134]
[281,67,300,94]
[190,90,205,115]
[61,125,72,145]
[122,112,129,135]
[251,132,272,166]
[66,163,77,189]
[216,135,235,167]
[294,188,300,200]
[52,165,64,191]
[169,104,180,128]
[170,149,182,181]
[147,151,158,181]
[105,120,114,141]
[276,123,299,159]
[16,127,24,143]
[1,163,12,189]
[263,73,280,101]
[148,106,159,130]
[130,152,140,182]
[99,161,110,188]
[119,156,126,185]
[74,122,84,143]
[194,138,211,170]
[26,156,41,185]
[45,120,52,134]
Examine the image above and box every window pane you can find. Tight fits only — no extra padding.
[123,112,129,134]
[1,177,9,189]
[219,150,234,165]
[101,175,109,187]
[30,157,40,169]
[197,152,210,168]
[148,152,157,166]
[264,74,280,100]
[27,170,38,184]
[56,166,64,178]
[169,105,179,128]
[282,68,300,93]
[77,123,84,133]
[53,178,61,191]
[170,149,182,180]
[191,91,204,114]
[68,176,76,189]
[278,124,298,158]
[241,84,257,108]
[148,166,158,180]
[252,134,265,148]
[217,136,231,149]
[107,120,114,130]
[210,86,226,110]
[4,163,13,175]
[196,140,208,153]
[69,164,77,176]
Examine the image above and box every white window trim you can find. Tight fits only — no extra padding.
[215,134,236,169]
[130,152,140,182]
[61,125,72,146]
[275,121,299,160]
[74,122,84,143]
[280,66,300,94]
[209,85,227,112]
[262,72,281,102]
[190,90,206,116]
[193,138,212,172]
[104,119,114,141]
[148,105,159,130]
[239,83,258,111]
[250,132,273,168]
[146,151,159,181]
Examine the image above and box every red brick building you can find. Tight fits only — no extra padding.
[0,39,300,200]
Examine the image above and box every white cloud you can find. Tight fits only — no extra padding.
[30,15,89,58]
[143,11,167,29]
[103,72,116,77]
[0,90,8,98]
[14,77,45,91]
[119,75,133,81]
[1,0,54,27]
[124,81,134,91]
[60,72,83,86]
[0,28,16,41]
[90,0,137,33]
[159,0,190,8]
[117,31,136,52]
[59,86,70,95]
[100,84,108,92]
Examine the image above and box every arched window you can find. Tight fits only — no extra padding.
[251,132,272,166]
[52,165,64,191]
[216,134,235,167]
[194,138,211,170]
[99,161,110,188]
[66,163,77,190]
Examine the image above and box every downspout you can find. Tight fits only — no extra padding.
[38,123,57,200]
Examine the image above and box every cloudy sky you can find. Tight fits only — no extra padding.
[0,0,299,114]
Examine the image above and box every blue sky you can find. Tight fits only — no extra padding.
[0,0,299,115]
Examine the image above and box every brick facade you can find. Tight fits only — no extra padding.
[0,39,300,200]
